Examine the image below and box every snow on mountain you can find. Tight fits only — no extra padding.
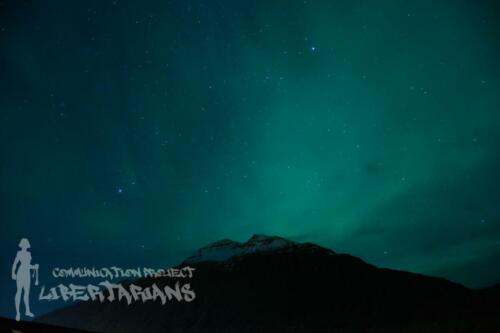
[184,234,295,263]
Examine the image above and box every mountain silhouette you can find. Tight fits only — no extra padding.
[37,235,500,332]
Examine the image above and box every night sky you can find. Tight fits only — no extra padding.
[1,0,500,318]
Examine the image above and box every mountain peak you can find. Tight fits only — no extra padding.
[184,234,296,264]
[248,234,274,241]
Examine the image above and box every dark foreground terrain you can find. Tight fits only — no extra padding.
[0,315,93,332]
[37,235,500,332]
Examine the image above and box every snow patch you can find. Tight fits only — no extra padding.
[184,235,295,263]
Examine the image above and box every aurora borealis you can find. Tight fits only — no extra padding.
[1,0,499,318]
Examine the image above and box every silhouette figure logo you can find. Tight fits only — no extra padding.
[11,238,39,321]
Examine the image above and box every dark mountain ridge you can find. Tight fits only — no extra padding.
[37,235,500,332]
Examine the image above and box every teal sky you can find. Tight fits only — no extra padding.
[1,0,499,317]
